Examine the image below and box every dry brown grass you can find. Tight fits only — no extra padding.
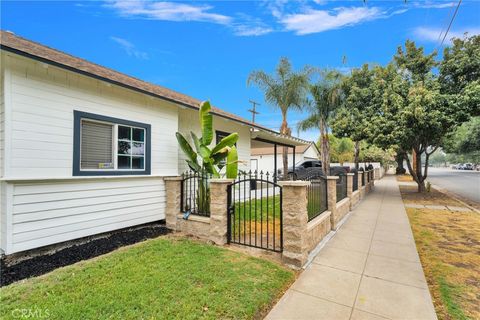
[396,174,414,182]
[400,185,465,207]
[402,191,480,320]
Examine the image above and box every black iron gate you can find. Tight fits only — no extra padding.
[227,172,283,252]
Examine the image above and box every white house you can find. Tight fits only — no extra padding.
[0,31,309,255]
[250,142,320,174]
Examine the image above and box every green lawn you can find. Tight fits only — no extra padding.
[231,195,282,249]
[233,195,281,222]
[1,237,295,320]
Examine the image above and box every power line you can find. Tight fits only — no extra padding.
[440,0,462,47]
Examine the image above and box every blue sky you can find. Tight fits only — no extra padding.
[1,0,479,141]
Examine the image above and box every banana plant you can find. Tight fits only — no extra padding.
[176,101,239,214]
[176,101,239,179]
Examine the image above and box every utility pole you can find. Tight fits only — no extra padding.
[248,100,260,123]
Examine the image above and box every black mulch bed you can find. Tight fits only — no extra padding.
[0,222,170,287]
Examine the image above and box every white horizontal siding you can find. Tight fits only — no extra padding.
[1,58,5,252]
[178,108,251,174]
[10,177,165,253]
[250,153,305,175]
[5,53,179,178]
[304,145,320,159]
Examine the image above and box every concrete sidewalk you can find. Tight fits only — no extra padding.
[266,175,437,320]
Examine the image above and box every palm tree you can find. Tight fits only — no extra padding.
[298,70,344,175]
[247,57,312,177]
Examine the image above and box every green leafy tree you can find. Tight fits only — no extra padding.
[370,41,459,192]
[332,64,375,168]
[358,141,395,167]
[298,70,344,174]
[328,134,354,164]
[443,117,480,154]
[439,34,480,117]
[248,57,312,177]
[428,150,447,167]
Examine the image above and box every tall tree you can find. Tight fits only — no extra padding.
[298,70,343,175]
[439,34,480,117]
[328,135,354,165]
[370,42,461,192]
[332,64,375,169]
[247,57,312,177]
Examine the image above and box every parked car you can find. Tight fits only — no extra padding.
[279,160,322,180]
[463,163,474,170]
[455,163,466,170]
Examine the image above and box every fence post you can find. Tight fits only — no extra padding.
[165,176,183,231]
[209,178,234,245]
[326,176,339,230]
[346,173,354,199]
[358,172,364,199]
[278,180,309,268]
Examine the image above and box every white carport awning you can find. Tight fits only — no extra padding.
[250,128,311,147]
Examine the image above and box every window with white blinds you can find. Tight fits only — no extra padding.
[74,111,151,176]
[81,120,114,169]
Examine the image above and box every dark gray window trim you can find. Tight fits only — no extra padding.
[73,110,151,176]
[216,130,236,146]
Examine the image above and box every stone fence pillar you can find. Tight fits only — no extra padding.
[346,173,354,199]
[358,172,364,199]
[326,176,339,229]
[165,176,182,230]
[209,179,233,245]
[279,180,309,268]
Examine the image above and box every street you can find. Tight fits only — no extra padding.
[427,167,480,204]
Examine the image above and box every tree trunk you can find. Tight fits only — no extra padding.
[319,119,330,175]
[405,150,426,192]
[354,141,360,169]
[280,111,289,180]
[395,152,406,174]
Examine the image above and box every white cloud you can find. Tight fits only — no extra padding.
[106,1,231,25]
[412,1,456,9]
[279,6,384,35]
[232,13,274,36]
[110,36,149,59]
[413,27,480,44]
[234,25,273,36]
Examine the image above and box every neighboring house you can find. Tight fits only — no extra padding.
[251,142,320,174]
[0,31,309,255]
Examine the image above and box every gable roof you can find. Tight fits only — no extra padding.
[0,30,283,135]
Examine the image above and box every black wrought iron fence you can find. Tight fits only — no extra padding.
[361,170,365,186]
[181,171,212,217]
[302,171,328,222]
[336,173,347,202]
[227,171,282,252]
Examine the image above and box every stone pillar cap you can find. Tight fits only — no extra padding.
[326,176,339,180]
[164,176,183,181]
[278,180,310,186]
[346,173,355,176]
